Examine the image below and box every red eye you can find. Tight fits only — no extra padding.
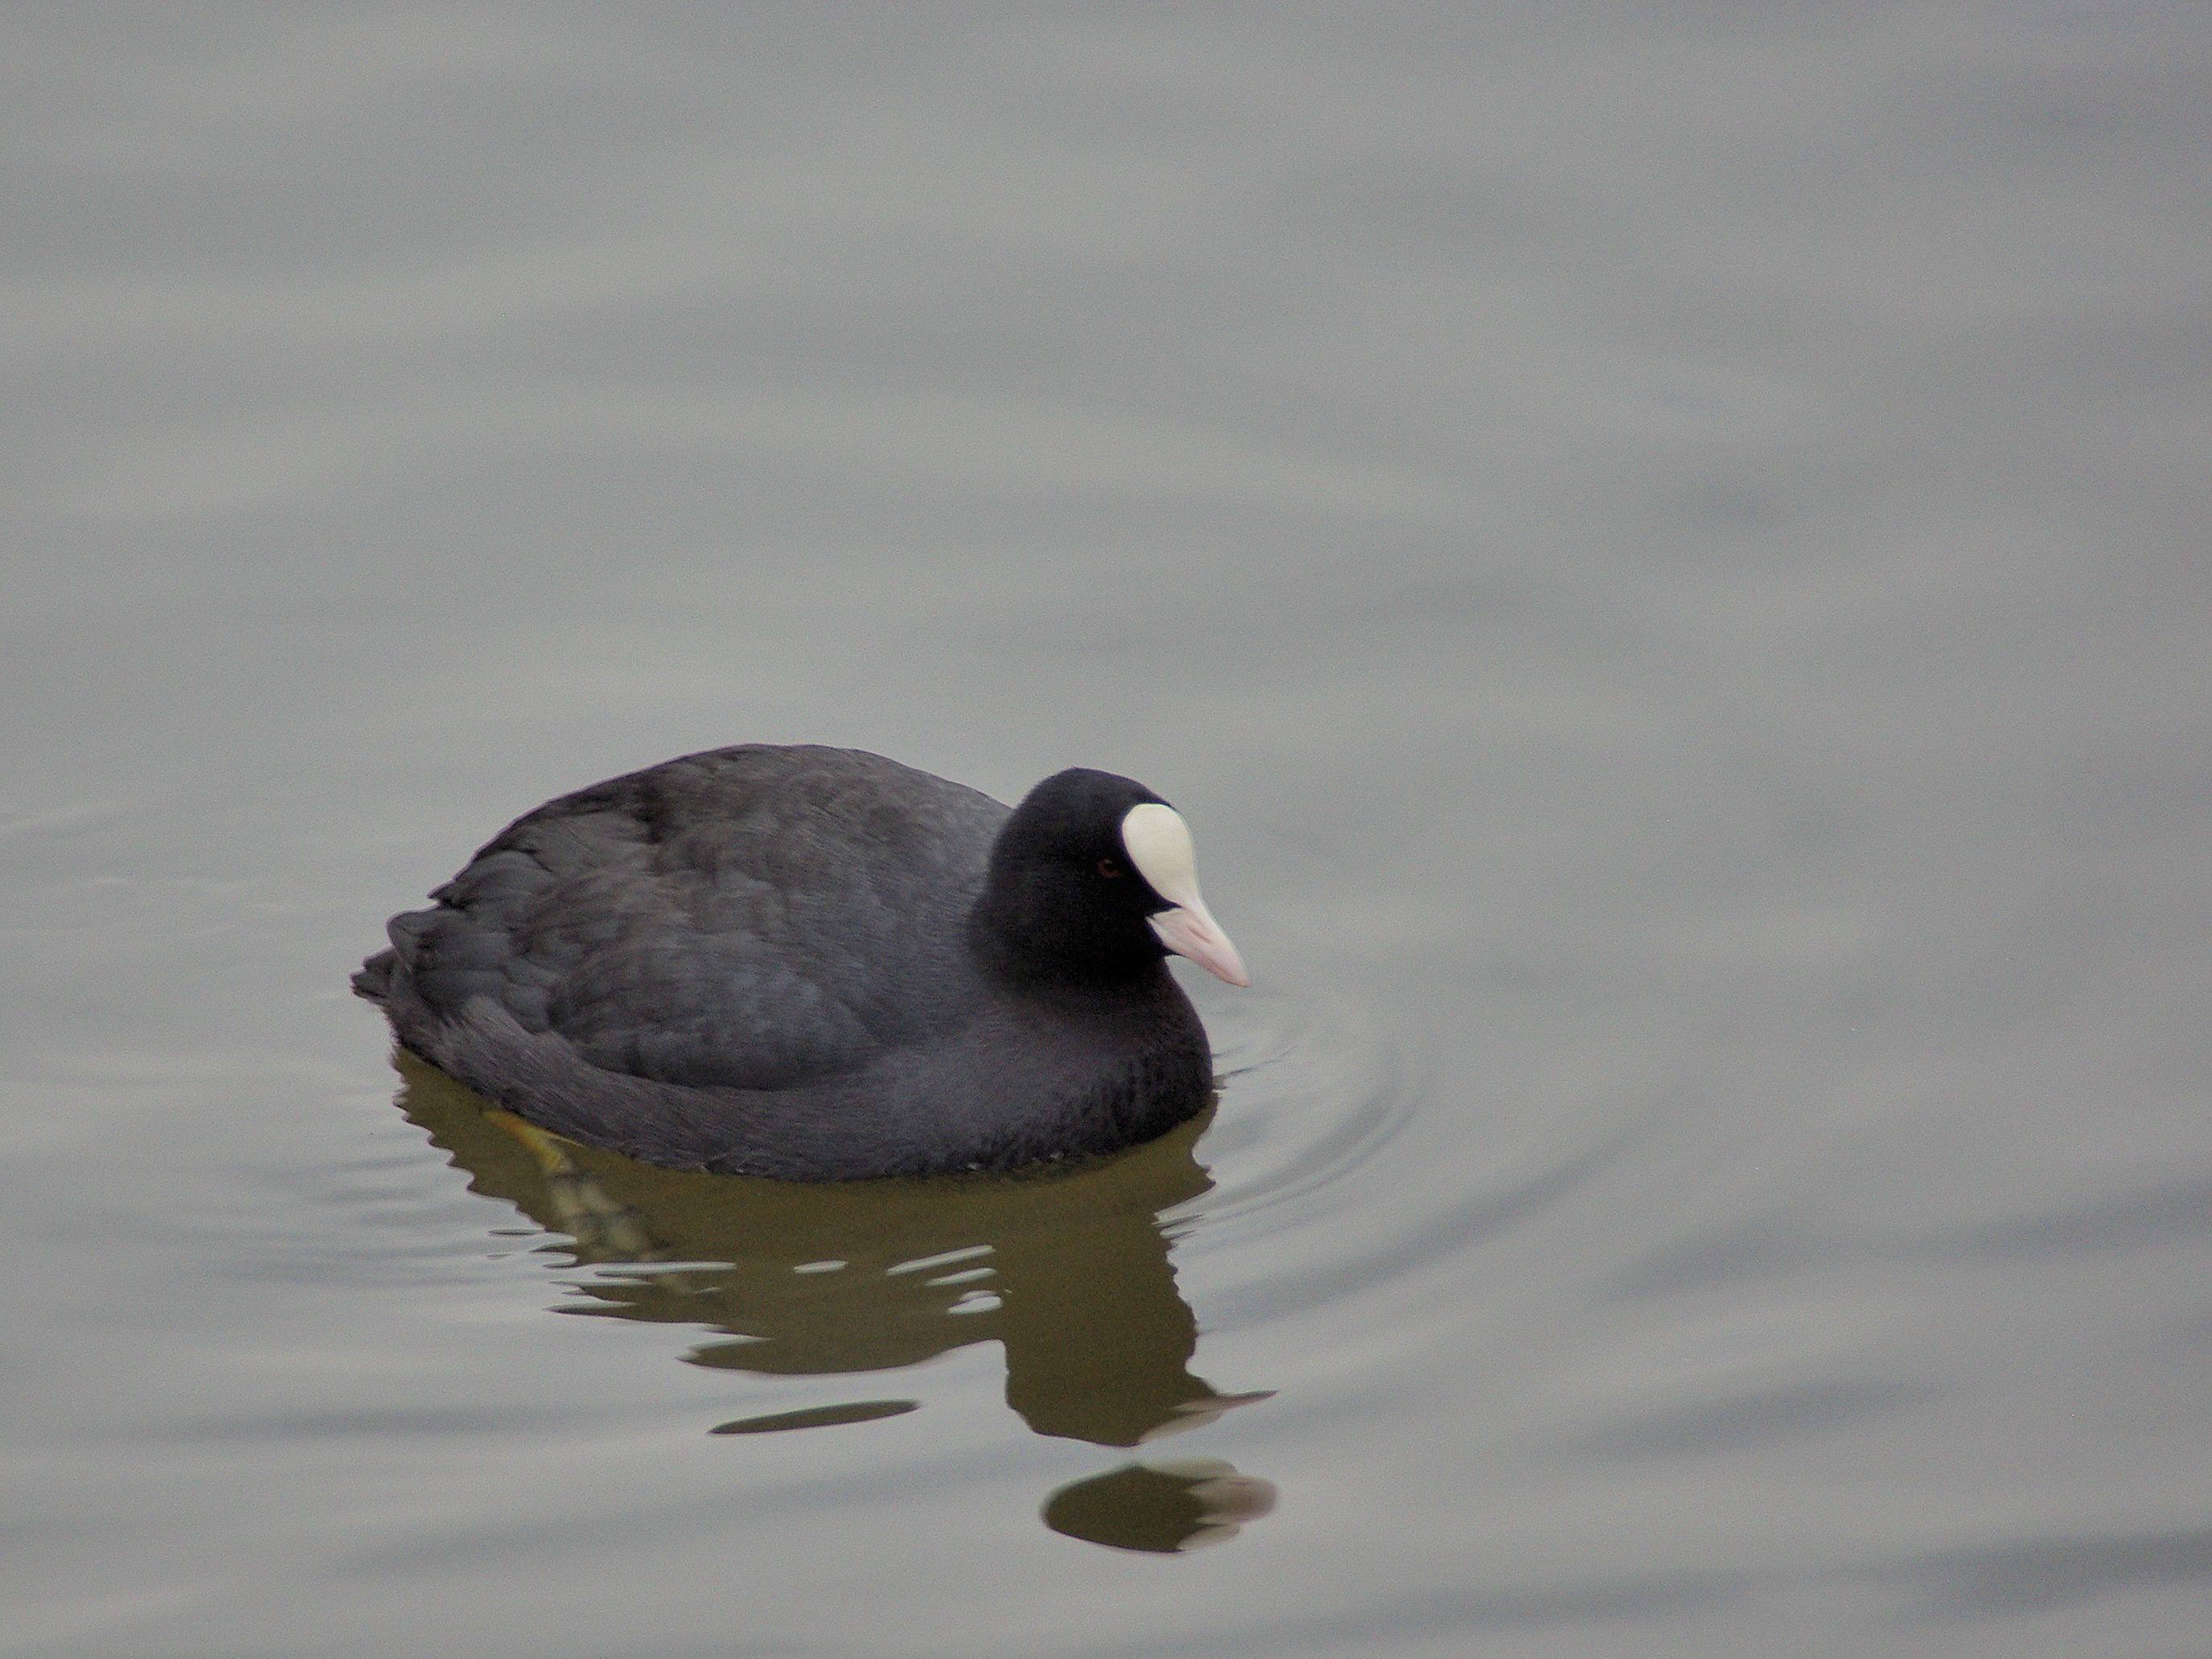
[1097,856,1124,878]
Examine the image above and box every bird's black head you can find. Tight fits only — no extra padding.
[973,768,1248,988]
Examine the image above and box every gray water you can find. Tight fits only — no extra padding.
[5,6,2210,1655]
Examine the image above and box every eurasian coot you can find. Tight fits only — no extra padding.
[355,745,1247,1178]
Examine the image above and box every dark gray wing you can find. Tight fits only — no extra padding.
[381,746,1009,1090]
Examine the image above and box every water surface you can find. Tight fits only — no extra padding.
[4,6,2210,1655]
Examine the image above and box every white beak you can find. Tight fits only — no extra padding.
[1122,802,1251,988]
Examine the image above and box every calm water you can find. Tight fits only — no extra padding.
[6,6,2210,1655]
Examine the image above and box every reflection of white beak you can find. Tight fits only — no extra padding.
[1150,901,1251,988]
[1122,801,1251,988]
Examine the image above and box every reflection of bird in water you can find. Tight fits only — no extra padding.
[396,1053,1270,1450]
[1043,1460,1279,1554]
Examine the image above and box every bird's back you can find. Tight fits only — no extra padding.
[360,745,1011,1093]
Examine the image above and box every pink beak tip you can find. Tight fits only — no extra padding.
[1151,905,1251,988]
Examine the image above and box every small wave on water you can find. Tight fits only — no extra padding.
[1189,980,1418,1229]
[1175,975,1643,1341]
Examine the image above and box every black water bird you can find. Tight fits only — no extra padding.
[355,745,1248,1178]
